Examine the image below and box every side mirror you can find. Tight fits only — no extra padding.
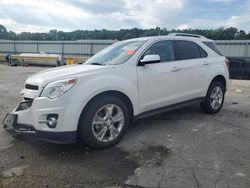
[138,55,161,66]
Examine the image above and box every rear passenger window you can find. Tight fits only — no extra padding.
[143,41,175,62]
[174,40,206,60]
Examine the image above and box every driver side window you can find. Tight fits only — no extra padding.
[143,40,175,62]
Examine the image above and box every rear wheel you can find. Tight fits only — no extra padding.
[78,96,130,149]
[200,81,225,114]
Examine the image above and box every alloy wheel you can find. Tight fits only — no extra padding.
[91,104,125,142]
[210,86,223,110]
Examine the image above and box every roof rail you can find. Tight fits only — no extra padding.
[168,33,206,39]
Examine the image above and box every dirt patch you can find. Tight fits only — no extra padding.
[128,144,172,167]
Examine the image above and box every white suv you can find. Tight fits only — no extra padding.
[3,33,229,148]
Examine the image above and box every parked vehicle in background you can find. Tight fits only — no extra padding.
[2,33,229,149]
[214,40,250,79]
[227,58,250,79]
[11,52,62,67]
[5,54,19,66]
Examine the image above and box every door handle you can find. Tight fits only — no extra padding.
[203,61,209,65]
[171,67,181,72]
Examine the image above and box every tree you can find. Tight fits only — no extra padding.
[49,30,58,40]
[234,30,247,40]
[7,31,17,40]
[0,25,250,41]
[0,24,7,39]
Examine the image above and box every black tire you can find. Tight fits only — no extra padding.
[200,81,225,114]
[78,96,130,149]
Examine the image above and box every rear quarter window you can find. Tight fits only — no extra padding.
[203,42,223,56]
[199,47,208,58]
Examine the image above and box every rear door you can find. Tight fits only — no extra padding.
[173,40,209,99]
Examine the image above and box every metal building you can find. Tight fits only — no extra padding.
[0,39,250,60]
[215,40,250,59]
[0,39,116,57]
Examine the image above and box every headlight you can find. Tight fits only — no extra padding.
[40,78,77,99]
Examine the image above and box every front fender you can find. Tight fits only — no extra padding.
[67,67,138,131]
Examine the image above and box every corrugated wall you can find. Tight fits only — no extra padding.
[0,40,116,57]
[215,40,250,58]
[0,39,249,59]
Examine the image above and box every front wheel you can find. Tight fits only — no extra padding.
[78,96,130,149]
[200,81,225,114]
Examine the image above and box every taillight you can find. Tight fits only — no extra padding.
[225,58,230,69]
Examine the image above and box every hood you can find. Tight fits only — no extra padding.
[25,64,113,86]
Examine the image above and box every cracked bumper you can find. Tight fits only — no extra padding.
[4,122,77,144]
[2,94,81,144]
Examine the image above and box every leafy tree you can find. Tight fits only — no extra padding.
[0,24,7,39]
[7,31,18,40]
[0,25,250,41]
[234,30,247,39]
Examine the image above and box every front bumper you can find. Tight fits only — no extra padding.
[4,122,76,144]
[3,92,82,144]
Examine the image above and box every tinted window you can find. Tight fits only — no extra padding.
[203,42,223,56]
[143,41,175,62]
[199,46,208,58]
[174,40,202,60]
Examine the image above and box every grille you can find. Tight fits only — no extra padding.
[16,100,33,112]
[25,84,38,90]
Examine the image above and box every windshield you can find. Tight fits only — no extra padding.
[85,40,145,65]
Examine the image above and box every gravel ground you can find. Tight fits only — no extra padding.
[0,64,250,188]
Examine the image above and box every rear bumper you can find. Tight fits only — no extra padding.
[4,123,77,144]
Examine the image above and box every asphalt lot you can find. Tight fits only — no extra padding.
[0,64,250,188]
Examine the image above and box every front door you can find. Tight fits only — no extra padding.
[137,40,182,112]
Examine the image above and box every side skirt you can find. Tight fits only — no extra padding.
[134,97,205,120]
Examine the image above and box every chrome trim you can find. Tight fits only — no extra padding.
[39,120,50,124]
[14,129,36,134]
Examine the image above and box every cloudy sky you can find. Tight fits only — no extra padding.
[0,0,249,33]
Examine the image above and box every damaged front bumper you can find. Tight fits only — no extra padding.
[3,114,76,144]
